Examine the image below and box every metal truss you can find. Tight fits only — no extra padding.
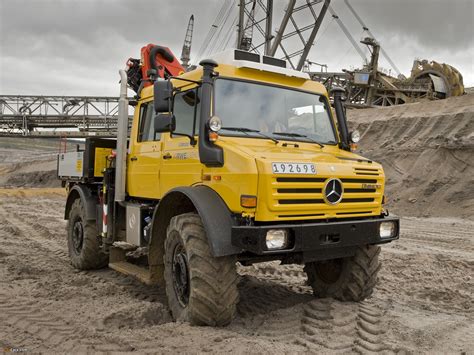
[237,0,331,70]
[0,95,128,137]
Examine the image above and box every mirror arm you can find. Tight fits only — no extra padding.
[171,132,197,146]
[167,79,172,113]
[168,77,202,85]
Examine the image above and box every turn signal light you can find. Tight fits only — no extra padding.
[209,131,219,142]
[241,195,257,208]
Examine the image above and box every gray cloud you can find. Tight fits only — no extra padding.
[335,0,473,50]
[0,0,472,97]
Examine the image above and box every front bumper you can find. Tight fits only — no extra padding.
[231,216,399,260]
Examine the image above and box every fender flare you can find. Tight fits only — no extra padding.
[148,186,241,269]
[64,184,97,221]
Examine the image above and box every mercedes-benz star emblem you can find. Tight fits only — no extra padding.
[324,178,343,205]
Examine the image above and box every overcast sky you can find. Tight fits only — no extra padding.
[0,0,472,96]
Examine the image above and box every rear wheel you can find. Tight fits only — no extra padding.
[304,245,381,301]
[67,198,108,270]
[164,213,238,326]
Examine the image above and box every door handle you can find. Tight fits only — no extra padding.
[130,156,138,161]
[163,153,172,160]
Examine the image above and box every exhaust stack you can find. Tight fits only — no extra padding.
[331,87,350,151]
[115,70,129,202]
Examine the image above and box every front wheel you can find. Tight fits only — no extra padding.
[164,213,239,326]
[304,245,381,301]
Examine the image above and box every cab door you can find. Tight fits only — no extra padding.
[127,101,162,199]
[160,88,202,193]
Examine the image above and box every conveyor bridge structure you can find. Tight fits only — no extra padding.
[0,95,131,137]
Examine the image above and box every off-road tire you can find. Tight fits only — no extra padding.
[304,245,381,301]
[164,213,238,326]
[67,198,108,270]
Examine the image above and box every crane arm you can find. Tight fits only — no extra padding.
[328,5,367,64]
[344,0,401,76]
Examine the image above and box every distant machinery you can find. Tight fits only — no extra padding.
[1,14,195,137]
[230,0,465,107]
[1,2,466,138]
[310,37,465,107]
[308,2,465,106]
[0,95,125,137]
[180,15,194,70]
[236,0,331,71]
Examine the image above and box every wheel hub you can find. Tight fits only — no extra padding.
[172,244,190,307]
[72,220,84,254]
[316,258,343,284]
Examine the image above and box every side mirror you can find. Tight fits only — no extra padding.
[154,113,176,133]
[154,80,173,113]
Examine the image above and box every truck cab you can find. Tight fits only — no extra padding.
[59,48,399,327]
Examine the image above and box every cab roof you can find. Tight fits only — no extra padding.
[140,49,327,98]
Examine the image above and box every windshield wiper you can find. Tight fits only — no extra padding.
[220,127,279,144]
[272,132,324,148]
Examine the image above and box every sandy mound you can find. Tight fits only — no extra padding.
[348,94,474,220]
[0,137,72,188]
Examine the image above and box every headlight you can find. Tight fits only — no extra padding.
[379,221,396,238]
[208,115,222,132]
[266,229,289,250]
[350,130,361,143]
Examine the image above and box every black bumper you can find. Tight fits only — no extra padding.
[231,217,399,260]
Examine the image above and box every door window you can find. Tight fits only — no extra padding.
[173,89,200,137]
[138,102,161,142]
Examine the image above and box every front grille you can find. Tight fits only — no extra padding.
[277,177,326,183]
[278,197,374,204]
[341,178,377,184]
[344,188,376,193]
[278,213,325,218]
[270,173,382,220]
[277,188,322,194]
[354,167,381,176]
[336,211,373,215]
[279,199,325,204]
[341,198,374,203]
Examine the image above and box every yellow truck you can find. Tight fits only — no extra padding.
[58,48,399,326]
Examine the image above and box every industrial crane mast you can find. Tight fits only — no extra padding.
[236,0,332,70]
[180,15,194,70]
[237,0,257,52]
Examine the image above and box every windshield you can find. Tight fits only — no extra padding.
[214,79,337,144]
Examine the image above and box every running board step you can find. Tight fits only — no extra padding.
[109,261,153,285]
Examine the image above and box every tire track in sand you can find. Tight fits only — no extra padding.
[296,299,399,354]
[0,199,166,303]
[241,262,403,354]
[0,200,163,352]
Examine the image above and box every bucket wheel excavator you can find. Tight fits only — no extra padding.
[408,60,465,98]
[307,1,465,107]
[310,36,465,107]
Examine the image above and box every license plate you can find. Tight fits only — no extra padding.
[272,162,316,174]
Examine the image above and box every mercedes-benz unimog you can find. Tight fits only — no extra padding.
[58,45,399,326]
